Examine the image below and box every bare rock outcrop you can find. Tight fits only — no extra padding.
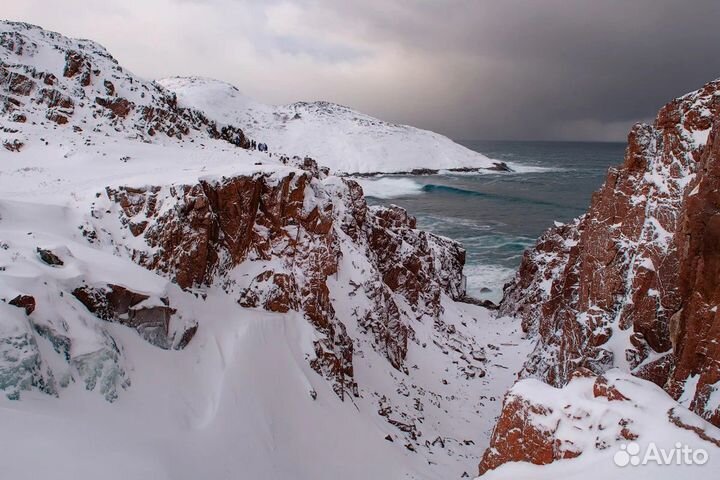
[72,283,195,350]
[93,159,465,396]
[500,78,720,426]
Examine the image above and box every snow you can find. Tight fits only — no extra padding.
[0,21,530,475]
[158,77,499,175]
[2,20,718,480]
[0,222,531,479]
[0,125,532,477]
[0,309,416,480]
[479,370,720,479]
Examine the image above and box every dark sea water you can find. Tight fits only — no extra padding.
[359,140,626,302]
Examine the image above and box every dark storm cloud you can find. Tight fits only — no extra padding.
[6,0,720,141]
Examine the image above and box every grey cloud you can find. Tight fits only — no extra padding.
[5,0,720,141]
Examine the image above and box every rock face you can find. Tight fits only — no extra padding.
[670,112,720,426]
[92,158,465,395]
[478,386,581,475]
[72,283,193,350]
[500,79,720,426]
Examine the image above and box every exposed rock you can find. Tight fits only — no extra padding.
[41,88,74,111]
[346,163,513,177]
[0,66,34,96]
[499,78,720,425]
[478,388,580,475]
[0,29,31,55]
[668,113,720,426]
[97,165,464,396]
[103,79,115,96]
[457,295,499,310]
[36,247,63,266]
[3,139,23,151]
[0,21,251,149]
[95,96,133,118]
[63,50,92,86]
[72,284,194,350]
[8,294,35,315]
[239,271,299,313]
[592,375,630,401]
[667,407,720,447]
[46,110,68,124]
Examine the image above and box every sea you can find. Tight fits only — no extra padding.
[358,140,626,303]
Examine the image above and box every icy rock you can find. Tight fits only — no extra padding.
[0,303,56,400]
[70,332,129,402]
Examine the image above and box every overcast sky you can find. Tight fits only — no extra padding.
[6,0,720,141]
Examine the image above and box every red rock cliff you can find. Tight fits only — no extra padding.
[92,158,465,397]
[500,79,720,426]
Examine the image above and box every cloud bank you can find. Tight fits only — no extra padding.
[5,0,720,141]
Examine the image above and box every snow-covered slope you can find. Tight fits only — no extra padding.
[158,76,505,175]
[0,21,527,479]
[479,370,720,479]
[0,22,249,153]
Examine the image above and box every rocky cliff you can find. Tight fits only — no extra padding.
[500,79,720,418]
[90,157,465,396]
[479,80,720,474]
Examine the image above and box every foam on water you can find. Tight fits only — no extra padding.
[504,162,567,173]
[463,264,516,304]
[355,177,424,199]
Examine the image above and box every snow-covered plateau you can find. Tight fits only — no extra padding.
[1,19,719,480]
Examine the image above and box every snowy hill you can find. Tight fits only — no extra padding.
[0,20,526,480]
[0,22,249,154]
[158,76,506,175]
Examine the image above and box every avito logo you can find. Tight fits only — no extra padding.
[613,442,709,467]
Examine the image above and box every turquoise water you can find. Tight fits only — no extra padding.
[361,140,626,302]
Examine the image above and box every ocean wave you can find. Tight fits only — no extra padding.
[505,162,567,173]
[420,183,582,211]
[356,177,424,198]
[463,263,516,303]
[362,178,584,214]
[421,184,482,195]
